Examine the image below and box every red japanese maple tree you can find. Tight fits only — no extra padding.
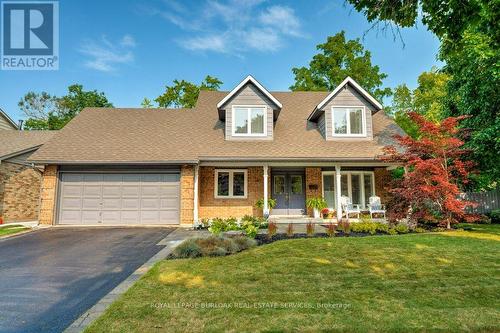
[382,112,478,229]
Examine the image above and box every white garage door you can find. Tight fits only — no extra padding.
[58,173,180,225]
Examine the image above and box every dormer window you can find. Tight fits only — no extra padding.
[232,106,267,136]
[332,106,366,137]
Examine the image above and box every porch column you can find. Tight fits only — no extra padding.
[335,164,342,221]
[263,164,269,216]
[193,165,199,225]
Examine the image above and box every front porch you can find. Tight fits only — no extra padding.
[193,163,392,224]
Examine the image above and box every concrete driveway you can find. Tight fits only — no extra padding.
[0,227,174,333]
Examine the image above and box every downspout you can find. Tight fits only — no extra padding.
[193,164,199,227]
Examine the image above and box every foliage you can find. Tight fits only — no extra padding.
[208,217,238,235]
[140,97,154,108]
[255,198,277,209]
[387,228,398,235]
[19,84,113,130]
[347,0,500,188]
[394,224,410,234]
[350,222,390,235]
[388,68,450,138]
[205,216,266,237]
[306,222,315,237]
[326,223,337,237]
[306,197,327,210]
[488,210,500,224]
[286,223,294,237]
[153,75,222,108]
[414,227,427,233]
[171,236,257,259]
[241,224,259,238]
[383,112,478,228]
[267,222,277,238]
[290,31,391,102]
[338,219,351,234]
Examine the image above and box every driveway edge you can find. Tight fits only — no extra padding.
[64,228,194,333]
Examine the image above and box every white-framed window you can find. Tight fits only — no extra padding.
[322,171,375,209]
[214,169,248,199]
[232,106,267,136]
[331,106,366,137]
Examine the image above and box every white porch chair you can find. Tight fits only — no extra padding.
[340,196,361,219]
[368,196,386,219]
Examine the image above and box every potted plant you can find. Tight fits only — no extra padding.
[255,198,277,217]
[306,197,327,218]
[321,208,330,219]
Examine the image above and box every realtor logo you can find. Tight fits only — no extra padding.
[1,1,59,70]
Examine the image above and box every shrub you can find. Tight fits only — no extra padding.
[172,238,202,258]
[306,197,327,210]
[306,222,315,236]
[255,198,277,210]
[414,227,427,233]
[267,222,277,238]
[338,219,350,234]
[286,223,294,237]
[326,223,337,237]
[351,222,377,235]
[489,209,500,224]
[208,217,239,235]
[394,224,409,234]
[199,218,210,229]
[376,222,389,233]
[242,224,259,238]
[231,236,257,251]
[432,227,447,232]
[387,228,397,235]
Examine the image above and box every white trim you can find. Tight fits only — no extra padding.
[231,105,268,137]
[217,75,282,109]
[331,106,367,137]
[322,170,376,210]
[263,164,269,215]
[214,169,248,199]
[314,77,383,113]
[200,161,395,167]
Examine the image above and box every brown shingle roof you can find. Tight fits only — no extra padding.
[29,91,404,164]
[0,130,56,159]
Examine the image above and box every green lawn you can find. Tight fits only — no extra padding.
[87,225,500,333]
[0,224,30,237]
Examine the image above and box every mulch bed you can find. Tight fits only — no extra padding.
[255,232,374,245]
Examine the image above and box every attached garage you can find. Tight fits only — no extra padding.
[57,172,180,225]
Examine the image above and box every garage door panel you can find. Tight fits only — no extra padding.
[81,211,100,223]
[102,198,121,209]
[161,198,178,208]
[60,210,81,224]
[122,198,140,209]
[122,185,140,197]
[141,198,160,209]
[58,172,180,225]
[83,185,101,197]
[142,185,161,196]
[102,185,121,197]
[61,198,81,209]
[160,211,179,224]
[62,185,82,197]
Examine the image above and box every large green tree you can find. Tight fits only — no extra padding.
[19,84,113,130]
[348,0,499,188]
[290,31,391,101]
[151,75,222,108]
[388,68,450,138]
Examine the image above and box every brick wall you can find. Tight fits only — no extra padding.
[305,167,323,216]
[180,165,195,226]
[39,165,58,225]
[374,167,392,204]
[0,162,42,221]
[199,166,263,219]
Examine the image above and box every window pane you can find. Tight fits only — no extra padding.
[250,108,265,134]
[351,174,361,206]
[341,174,348,197]
[364,174,373,207]
[291,176,302,194]
[274,176,285,195]
[334,109,347,134]
[217,172,229,196]
[349,109,363,134]
[233,172,245,196]
[234,108,248,134]
[323,175,335,209]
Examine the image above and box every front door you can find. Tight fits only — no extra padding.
[272,171,306,215]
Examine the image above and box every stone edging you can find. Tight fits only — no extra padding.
[63,228,194,333]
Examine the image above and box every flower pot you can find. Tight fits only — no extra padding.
[313,208,320,219]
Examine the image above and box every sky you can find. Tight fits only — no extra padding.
[0,0,441,123]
